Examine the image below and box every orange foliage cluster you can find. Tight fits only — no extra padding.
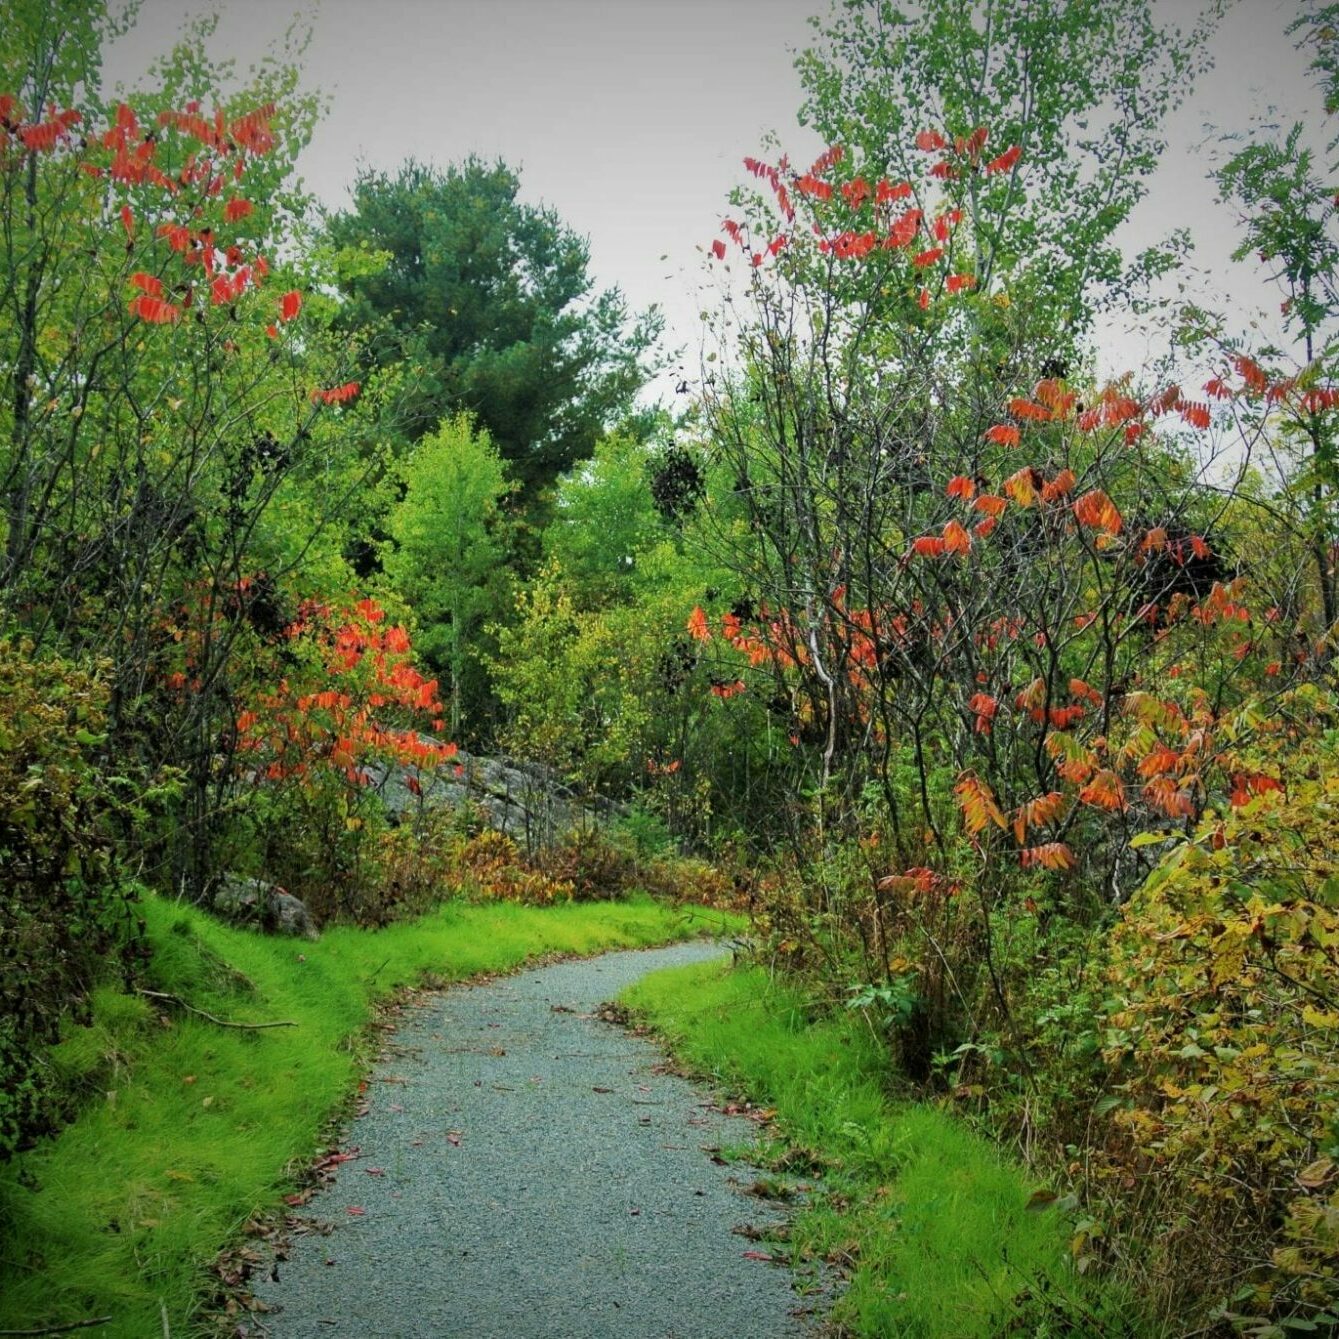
[237,596,457,787]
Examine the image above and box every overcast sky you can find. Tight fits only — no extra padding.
[104,0,1319,394]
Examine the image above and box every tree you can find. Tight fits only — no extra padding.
[1207,1,1339,638]
[541,432,671,607]
[794,0,1223,343]
[384,414,513,737]
[0,2,388,893]
[325,158,662,498]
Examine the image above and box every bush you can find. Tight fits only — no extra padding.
[1093,722,1339,1330]
[0,642,140,1157]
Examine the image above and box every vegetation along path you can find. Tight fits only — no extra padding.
[252,942,812,1337]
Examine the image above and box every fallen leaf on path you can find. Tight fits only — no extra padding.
[364,1167,385,1176]
[346,1206,365,1216]
[593,1086,614,1094]
[446,1131,462,1146]
[742,1250,775,1262]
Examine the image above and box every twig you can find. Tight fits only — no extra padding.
[134,989,297,1030]
[0,1319,112,1336]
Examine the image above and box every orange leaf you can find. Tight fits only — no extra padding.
[1073,489,1122,535]
[1019,842,1075,871]
[1078,770,1127,812]
[686,605,711,642]
[942,519,972,555]
[954,772,1007,836]
[1040,468,1076,502]
[984,424,1020,448]
[1008,397,1050,422]
[1003,467,1042,507]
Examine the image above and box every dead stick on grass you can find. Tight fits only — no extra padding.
[135,989,297,1030]
[0,1319,113,1336]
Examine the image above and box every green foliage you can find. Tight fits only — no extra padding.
[0,641,146,1158]
[385,414,514,735]
[0,891,715,1337]
[491,564,657,791]
[0,5,395,900]
[325,157,662,495]
[542,433,670,605]
[1208,1,1339,632]
[796,0,1220,336]
[624,959,1141,1337]
[1096,711,1339,1329]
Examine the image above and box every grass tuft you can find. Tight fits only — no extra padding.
[622,959,1150,1338]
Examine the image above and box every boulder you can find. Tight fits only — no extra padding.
[365,745,622,849]
[212,875,318,939]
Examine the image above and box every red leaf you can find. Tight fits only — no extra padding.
[280,289,302,322]
[121,204,135,240]
[985,145,1021,175]
[686,605,711,642]
[914,129,947,152]
[224,196,253,223]
[984,423,1020,448]
[711,239,726,261]
[1008,397,1050,422]
[129,272,163,298]
[129,295,181,324]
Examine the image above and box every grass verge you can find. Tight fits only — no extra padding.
[0,892,727,1337]
[622,958,1149,1338]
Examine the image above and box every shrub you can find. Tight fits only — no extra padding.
[1094,717,1339,1329]
[0,642,140,1156]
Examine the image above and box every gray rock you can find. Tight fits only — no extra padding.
[366,744,622,853]
[212,875,318,940]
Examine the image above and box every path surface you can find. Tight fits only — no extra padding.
[253,942,811,1338]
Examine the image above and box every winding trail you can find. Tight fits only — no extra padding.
[253,942,811,1338]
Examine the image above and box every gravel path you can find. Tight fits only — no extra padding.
[253,941,812,1338]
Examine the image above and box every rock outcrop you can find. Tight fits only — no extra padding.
[363,746,619,849]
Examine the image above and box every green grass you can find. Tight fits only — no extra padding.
[622,960,1148,1338]
[0,892,727,1337]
